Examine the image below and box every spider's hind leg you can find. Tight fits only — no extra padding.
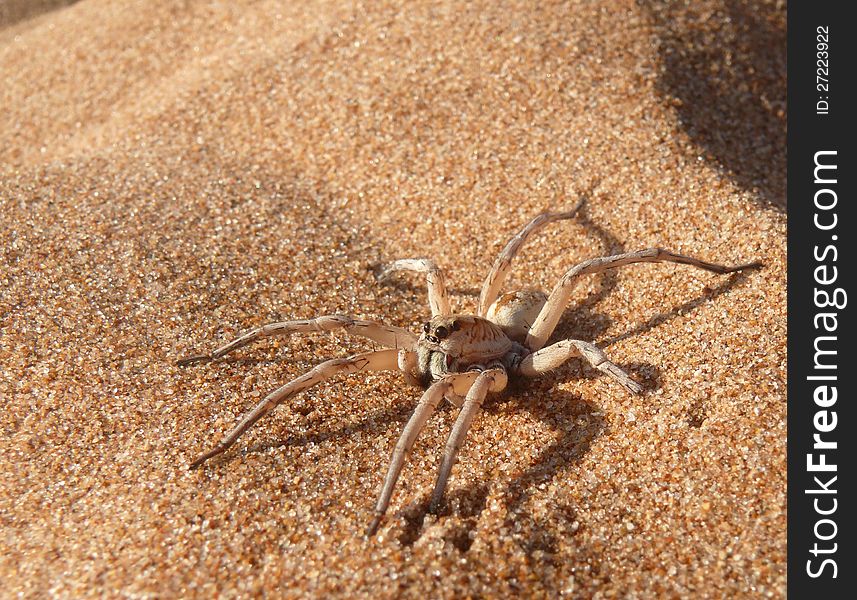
[524,248,762,351]
[477,198,585,316]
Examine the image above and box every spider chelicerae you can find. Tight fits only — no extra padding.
[178,199,761,535]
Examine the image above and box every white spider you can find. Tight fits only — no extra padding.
[178,199,761,536]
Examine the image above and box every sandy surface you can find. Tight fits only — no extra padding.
[1,0,786,597]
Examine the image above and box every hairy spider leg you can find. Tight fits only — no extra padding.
[525,248,762,351]
[366,370,482,536]
[517,338,642,394]
[378,258,452,317]
[477,197,585,316]
[189,349,404,468]
[177,315,416,365]
[428,368,508,513]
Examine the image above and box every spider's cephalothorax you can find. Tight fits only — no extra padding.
[178,198,762,536]
[415,315,527,386]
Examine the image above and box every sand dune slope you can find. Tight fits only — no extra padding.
[1,1,785,597]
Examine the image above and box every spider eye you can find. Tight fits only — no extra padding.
[423,322,431,333]
[435,326,449,339]
[451,320,460,331]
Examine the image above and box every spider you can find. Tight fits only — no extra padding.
[178,198,761,536]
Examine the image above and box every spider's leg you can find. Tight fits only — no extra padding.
[177,316,417,365]
[378,258,452,317]
[428,367,508,514]
[189,349,402,468]
[525,248,762,351]
[517,339,642,394]
[477,197,585,316]
[366,371,482,536]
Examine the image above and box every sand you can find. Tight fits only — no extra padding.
[1,0,786,597]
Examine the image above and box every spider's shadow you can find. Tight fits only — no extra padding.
[243,401,416,457]
[495,384,607,564]
[600,269,753,349]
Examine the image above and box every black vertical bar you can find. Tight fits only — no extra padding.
[787,2,854,597]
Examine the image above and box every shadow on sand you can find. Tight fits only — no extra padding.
[641,0,786,210]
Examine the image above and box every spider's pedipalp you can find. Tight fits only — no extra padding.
[378,258,452,317]
[428,367,507,514]
[525,248,763,351]
[518,339,642,394]
[477,197,585,316]
[189,349,403,469]
[176,315,417,365]
[366,371,482,536]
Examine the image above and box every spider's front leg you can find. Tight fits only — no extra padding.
[189,348,406,468]
[378,258,452,317]
[366,370,485,536]
[517,339,642,394]
[176,315,417,365]
[429,367,508,513]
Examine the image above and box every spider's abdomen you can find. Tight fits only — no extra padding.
[485,289,547,343]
